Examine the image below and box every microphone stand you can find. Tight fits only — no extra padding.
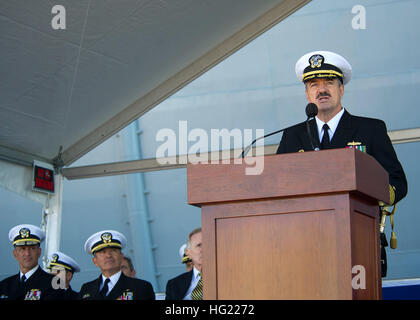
[306,117,320,151]
[240,103,320,158]
[240,128,285,159]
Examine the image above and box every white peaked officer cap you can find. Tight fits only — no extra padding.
[84,230,127,255]
[9,224,45,246]
[295,50,352,85]
[48,251,81,273]
[179,244,187,259]
[179,243,191,264]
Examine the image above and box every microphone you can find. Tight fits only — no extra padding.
[240,103,319,158]
[305,102,318,118]
[305,103,320,151]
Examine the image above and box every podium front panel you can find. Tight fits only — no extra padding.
[215,208,346,299]
[193,150,385,300]
[202,194,361,300]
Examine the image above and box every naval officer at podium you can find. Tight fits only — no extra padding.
[276,50,408,277]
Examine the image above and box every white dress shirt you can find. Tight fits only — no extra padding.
[315,107,345,143]
[20,265,39,281]
[100,270,122,295]
[183,267,201,300]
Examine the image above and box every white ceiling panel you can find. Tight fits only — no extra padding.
[0,0,310,167]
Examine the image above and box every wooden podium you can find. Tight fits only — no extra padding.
[187,148,389,300]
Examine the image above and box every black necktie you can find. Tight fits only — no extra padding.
[20,275,26,283]
[100,278,110,297]
[321,123,330,149]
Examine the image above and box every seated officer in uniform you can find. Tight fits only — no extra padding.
[179,243,193,272]
[79,230,155,300]
[47,251,81,300]
[277,50,408,276]
[165,227,203,300]
[0,224,64,300]
[121,256,136,278]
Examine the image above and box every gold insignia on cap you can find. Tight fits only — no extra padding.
[51,254,59,263]
[89,230,124,255]
[12,225,42,246]
[101,232,112,243]
[19,228,30,239]
[309,54,324,68]
[182,255,192,263]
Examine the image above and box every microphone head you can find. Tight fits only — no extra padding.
[305,103,318,118]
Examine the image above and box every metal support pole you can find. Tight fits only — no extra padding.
[123,121,159,290]
[41,174,63,269]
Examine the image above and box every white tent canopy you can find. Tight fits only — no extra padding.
[1,0,309,170]
[0,0,311,273]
